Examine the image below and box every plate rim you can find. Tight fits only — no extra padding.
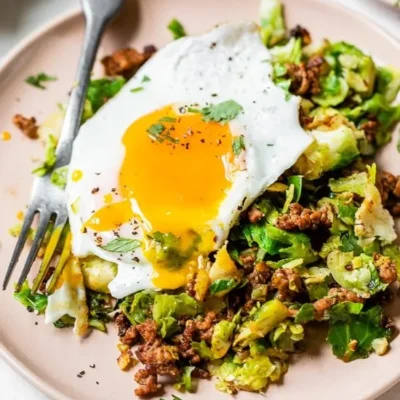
[0,1,399,400]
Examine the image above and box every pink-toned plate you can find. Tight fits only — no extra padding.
[0,1,399,399]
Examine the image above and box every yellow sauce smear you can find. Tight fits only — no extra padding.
[86,105,233,289]
[72,169,83,182]
[1,131,11,141]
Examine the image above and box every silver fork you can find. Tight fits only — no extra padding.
[2,0,124,292]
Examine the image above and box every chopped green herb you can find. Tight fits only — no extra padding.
[397,135,400,153]
[200,100,243,124]
[147,123,179,143]
[86,77,126,113]
[25,72,57,89]
[168,19,186,40]
[232,135,245,155]
[172,395,183,400]
[158,116,177,123]
[142,75,151,82]
[147,123,166,141]
[131,86,144,93]
[101,238,141,252]
[32,134,57,176]
[187,107,201,113]
[51,165,68,189]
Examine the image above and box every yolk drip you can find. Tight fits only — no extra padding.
[87,105,233,288]
[1,131,11,141]
[85,200,134,232]
[72,169,83,182]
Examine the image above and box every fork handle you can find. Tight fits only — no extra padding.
[54,9,110,167]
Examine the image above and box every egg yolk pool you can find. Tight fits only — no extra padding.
[85,105,234,288]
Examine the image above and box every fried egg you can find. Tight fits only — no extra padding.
[66,22,312,299]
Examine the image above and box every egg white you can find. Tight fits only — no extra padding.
[66,22,313,299]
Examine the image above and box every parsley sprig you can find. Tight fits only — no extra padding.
[168,19,186,40]
[25,72,57,89]
[188,100,243,125]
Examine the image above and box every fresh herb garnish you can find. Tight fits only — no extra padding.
[131,86,144,93]
[142,75,151,83]
[200,100,243,124]
[86,77,126,113]
[158,116,177,123]
[102,238,141,252]
[32,134,57,176]
[168,19,186,40]
[232,135,245,155]
[147,123,179,144]
[51,165,68,189]
[397,135,400,153]
[147,123,166,141]
[25,72,57,89]
[187,107,201,114]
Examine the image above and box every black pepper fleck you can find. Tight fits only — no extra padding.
[90,364,96,369]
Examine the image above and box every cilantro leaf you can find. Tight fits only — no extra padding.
[209,279,237,295]
[14,281,48,314]
[142,75,151,82]
[32,134,57,176]
[328,305,392,362]
[168,19,186,40]
[51,165,68,189]
[232,135,245,155]
[201,100,243,124]
[102,238,141,252]
[294,303,315,324]
[86,77,126,113]
[25,72,57,89]
[339,232,363,255]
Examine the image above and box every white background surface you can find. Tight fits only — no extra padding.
[0,1,399,399]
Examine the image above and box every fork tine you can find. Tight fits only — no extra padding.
[31,214,68,294]
[15,211,52,292]
[2,207,36,290]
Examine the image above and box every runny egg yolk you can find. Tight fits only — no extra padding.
[85,105,233,288]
